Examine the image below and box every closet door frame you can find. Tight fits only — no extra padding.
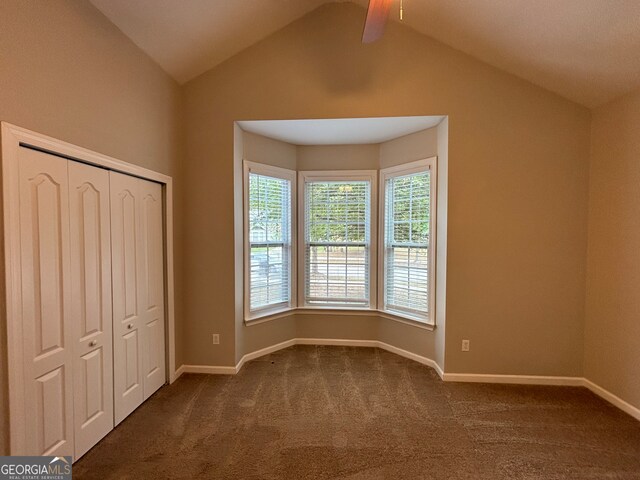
[1,122,177,455]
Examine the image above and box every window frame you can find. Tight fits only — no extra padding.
[378,157,437,325]
[298,170,378,310]
[243,160,297,321]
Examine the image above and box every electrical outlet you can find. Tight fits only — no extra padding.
[212,334,220,345]
[461,339,470,352]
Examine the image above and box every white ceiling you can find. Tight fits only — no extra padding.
[90,0,640,107]
[89,0,330,84]
[378,0,640,107]
[238,116,444,145]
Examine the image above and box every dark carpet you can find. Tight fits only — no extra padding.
[74,345,640,479]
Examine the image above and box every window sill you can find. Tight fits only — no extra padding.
[244,306,295,325]
[376,310,435,330]
[244,307,435,331]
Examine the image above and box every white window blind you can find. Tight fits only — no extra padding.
[248,172,292,312]
[383,170,431,319]
[304,180,371,307]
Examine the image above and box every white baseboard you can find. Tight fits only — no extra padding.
[173,341,640,422]
[375,340,444,378]
[294,338,443,377]
[179,364,237,375]
[296,337,378,348]
[442,373,583,386]
[174,364,186,379]
[582,378,640,421]
[236,338,297,372]
[174,338,443,380]
[441,373,639,421]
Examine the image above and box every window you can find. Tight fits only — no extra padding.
[379,159,436,324]
[300,171,377,308]
[243,161,296,319]
[242,160,437,325]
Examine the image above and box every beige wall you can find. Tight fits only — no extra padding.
[184,3,590,377]
[375,126,442,363]
[379,128,438,168]
[235,131,298,362]
[584,87,640,410]
[244,131,297,170]
[297,144,379,170]
[296,314,379,342]
[0,0,183,455]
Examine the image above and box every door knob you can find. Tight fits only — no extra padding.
[127,324,133,329]
[89,340,97,347]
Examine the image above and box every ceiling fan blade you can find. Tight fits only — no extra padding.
[362,0,393,43]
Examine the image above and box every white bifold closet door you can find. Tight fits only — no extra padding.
[18,147,75,457]
[68,161,114,459]
[110,172,166,425]
[15,144,166,458]
[16,149,115,459]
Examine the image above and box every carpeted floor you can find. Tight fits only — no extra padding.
[74,345,640,479]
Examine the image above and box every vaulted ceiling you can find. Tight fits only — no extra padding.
[89,0,640,108]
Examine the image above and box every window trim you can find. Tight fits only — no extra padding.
[378,157,437,325]
[243,307,435,331]
[243,160,297,321]
[298,170,378,310]
[242,160,437,326]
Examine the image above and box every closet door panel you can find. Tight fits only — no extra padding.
[110,171,144,425]
[35,367,67,454]
[68,161,113,459]
[139,179,166,397]
[18,147,74,456]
